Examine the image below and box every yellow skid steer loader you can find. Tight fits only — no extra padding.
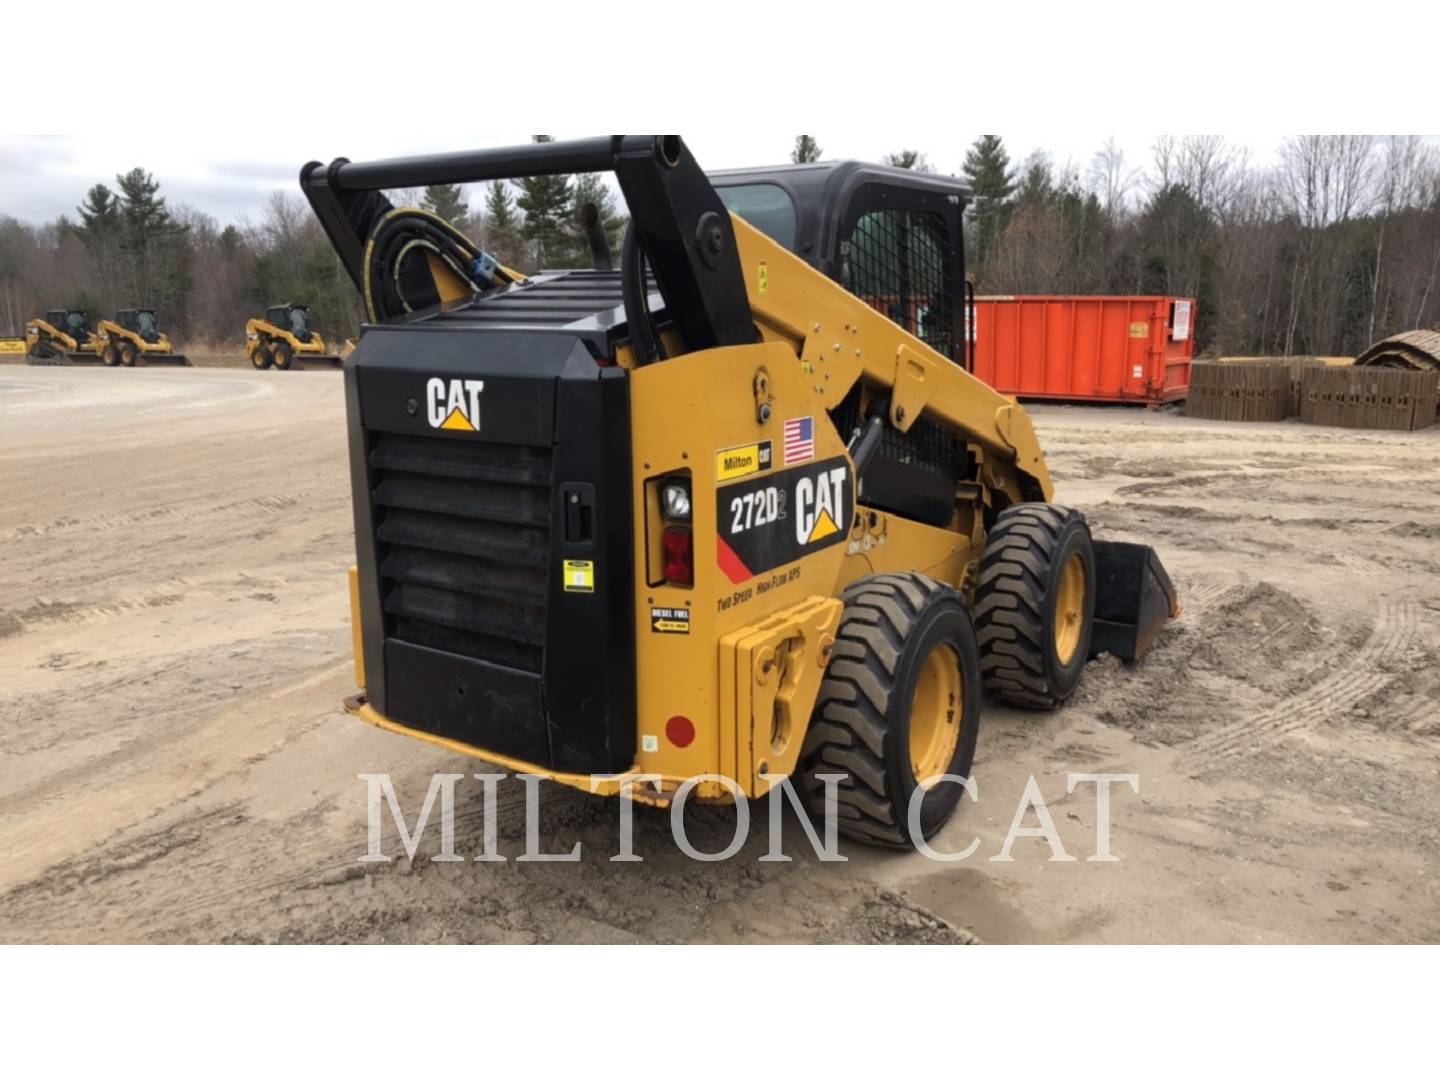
[245,304,345,370]
[94,309,190,366]
[24,310,102,364]
[302,136,1178,846]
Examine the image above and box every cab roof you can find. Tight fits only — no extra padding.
[708,159,972,202]
[707,160,970,265]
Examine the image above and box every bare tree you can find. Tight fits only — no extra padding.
[1277,135,1377,353]
[1088,136,1137,219]
[1366,135,1438,340]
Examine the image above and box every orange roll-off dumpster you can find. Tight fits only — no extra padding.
[971,295,1195,404]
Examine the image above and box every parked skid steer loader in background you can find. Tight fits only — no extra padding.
[246,303,344,370]
[94,309,190,366]
[303,135,1178,846]
[25,310,102,364]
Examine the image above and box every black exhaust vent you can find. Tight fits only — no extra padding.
[369,433,553,674]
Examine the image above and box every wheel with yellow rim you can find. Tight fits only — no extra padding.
[799,572,982,848]
[973,504,1096,709]
[251,341,273,369]
[271,340,294,371]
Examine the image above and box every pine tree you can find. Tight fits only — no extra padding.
[114,167,189,310]
[791,136,823,164]
[116,168,185,253]
[483,181,526,271]
[421,184,474,234]
[74,185,123,304]
[963,135,1015,202]
[516,136,573,269]
[884,149,934,173]
[1137,183,1216,327]
[1014,153,1055,206]
[962,135,1017,282]
[76,184,121,245]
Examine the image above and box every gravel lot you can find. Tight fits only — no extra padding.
[1,365,1437,943]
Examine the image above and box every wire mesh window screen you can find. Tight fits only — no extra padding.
[846,209,956,361]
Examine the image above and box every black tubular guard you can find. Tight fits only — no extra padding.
[298,135,758,357]
[1088,541,1180,662]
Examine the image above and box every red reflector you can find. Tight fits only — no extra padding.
[662,527,693,585]
[666,715,695,748]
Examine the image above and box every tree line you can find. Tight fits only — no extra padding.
[4,134,1438,357]
[796,133,1440,355]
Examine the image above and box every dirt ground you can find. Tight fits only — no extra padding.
[1,364,1437,944]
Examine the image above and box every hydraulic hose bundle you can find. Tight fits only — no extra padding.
[360,207,520,323]
[362,203,667,365]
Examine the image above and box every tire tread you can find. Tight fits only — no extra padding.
[974,503,1086,708]
[799,572,948,847]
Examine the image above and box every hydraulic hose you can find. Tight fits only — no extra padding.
[361,207,519,323]
[620,225,664,364]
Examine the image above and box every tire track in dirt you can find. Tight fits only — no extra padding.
[1186,600,1419,759]
[2,776,616,941]
[1329,551,1388,577]
[7,587,191,630]
[139,782,599,924]
[0,645,347,808]
[3,576,334,633]
[1407,702,1440,736]
[1183,580,1244,612]
[0,657,354,890]
[0,489,343,542]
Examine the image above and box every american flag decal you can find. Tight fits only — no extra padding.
[783,416,815,465]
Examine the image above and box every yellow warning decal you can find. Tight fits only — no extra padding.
[1129,322,1148,339]
[441,406,477,432]
[757,262,769,295]
[563,560,594,593]
[714,439,773,484]
[650,606,691,634]
[806,508,839,544]
[0,339,25,355]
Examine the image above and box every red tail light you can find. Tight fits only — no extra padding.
[662,528,693,586]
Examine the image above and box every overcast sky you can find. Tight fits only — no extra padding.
[1,132,1297,228]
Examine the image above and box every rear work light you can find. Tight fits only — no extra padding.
[662,528,693,586]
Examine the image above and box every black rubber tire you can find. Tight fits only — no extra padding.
[119,341,138,367]
[973,503,1096,710]
[798,572,982,848]
[271,341,294,371]
[251,341,272,369]
[102,343,120,366]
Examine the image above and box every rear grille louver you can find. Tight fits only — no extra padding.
[370,433,552,674]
